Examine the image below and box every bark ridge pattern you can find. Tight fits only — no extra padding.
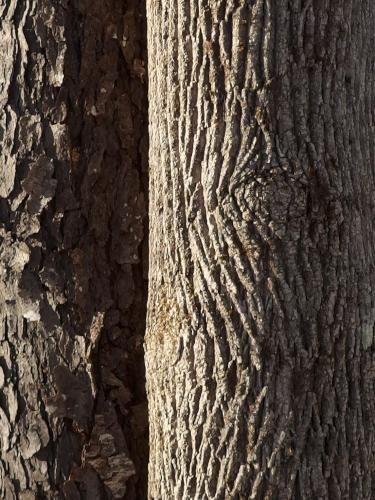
[146,0,375,498]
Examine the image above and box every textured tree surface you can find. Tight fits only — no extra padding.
[0,1,147,498]
[146,1,375,498]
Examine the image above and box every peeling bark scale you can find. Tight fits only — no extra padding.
[0,1,148,499]
[146,1,375,499]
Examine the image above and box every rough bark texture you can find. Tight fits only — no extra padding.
[0,1,147,498]
[146,1,375,498]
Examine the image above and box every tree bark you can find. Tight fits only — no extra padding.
[0,1,147,498]
[146,1,375,498]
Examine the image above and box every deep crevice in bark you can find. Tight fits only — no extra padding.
[62,1,150,497]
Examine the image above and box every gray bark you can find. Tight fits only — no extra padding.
[0,1,147,498]
[146,1,375,499]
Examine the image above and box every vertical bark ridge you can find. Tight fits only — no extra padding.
[0,1,148,498]
[146,0,375,498]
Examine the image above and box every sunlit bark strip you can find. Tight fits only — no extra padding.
[146,1,375,498]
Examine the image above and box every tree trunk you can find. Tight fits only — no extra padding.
[146,1,375,498]
[0,1,147,498]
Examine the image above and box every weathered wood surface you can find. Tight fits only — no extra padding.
[146,1,375,498]
[0,0,147,498]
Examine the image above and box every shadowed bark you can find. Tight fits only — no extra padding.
[146,1,375,498]
[0,1,148,498]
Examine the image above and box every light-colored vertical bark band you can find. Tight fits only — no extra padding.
[146,1,375,498]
